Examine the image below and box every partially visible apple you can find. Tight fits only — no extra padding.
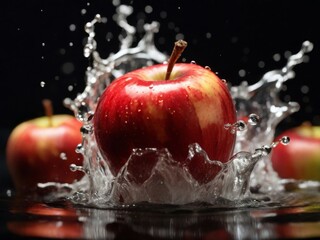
[94,40,237,184]
[6,99,84,195]
[8,202,83,239]
[271,123,320,181]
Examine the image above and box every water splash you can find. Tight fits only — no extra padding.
[39,4,315,207]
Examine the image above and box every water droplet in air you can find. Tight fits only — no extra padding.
[40,81,45,87]
[70,164,78,172]
[160,11,167,19]
[145,5,153,14]
[69,24,76,31]
[273,53,281,62]
[224,120,247,134]
[238,69,246,77]
[248,113,260,125]
[6,189,12,197]
[302,40,313,53]
[280,136,290,145]
[236,120,247,131]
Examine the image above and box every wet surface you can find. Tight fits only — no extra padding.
[1,194,320,240]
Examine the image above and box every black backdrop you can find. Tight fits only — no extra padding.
[1,0,319,189]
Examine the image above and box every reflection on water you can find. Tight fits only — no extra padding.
[2,194,320,239]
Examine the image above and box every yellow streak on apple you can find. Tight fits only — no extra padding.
[144,100,169,143]
[185,72,223,131]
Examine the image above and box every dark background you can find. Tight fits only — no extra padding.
[1,0,319,191]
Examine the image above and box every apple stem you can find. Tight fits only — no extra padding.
[165,40,188,80]
[42,99,53,127]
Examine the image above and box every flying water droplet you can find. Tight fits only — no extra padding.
[248,113,260,125]
[224,120,247,134]
[280,136,290,145]
[70,164,84,172]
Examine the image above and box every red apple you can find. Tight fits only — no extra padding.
[94,40,237,184]
[6,99,84,195]
[271,123,320,181]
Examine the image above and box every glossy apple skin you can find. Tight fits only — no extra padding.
[271,125,320,181]
[94,63,237,184]
[6,115,84,194]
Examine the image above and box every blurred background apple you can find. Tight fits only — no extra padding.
[6,99,84,195]
[271,123,320,181]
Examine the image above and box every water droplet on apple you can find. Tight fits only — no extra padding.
[60,152,68,160]
[190,60,196,64]
[221,79,227,85]
[149,84,154,89]
[204,66,211,70]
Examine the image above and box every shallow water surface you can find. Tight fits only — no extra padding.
[1,192,320,240]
